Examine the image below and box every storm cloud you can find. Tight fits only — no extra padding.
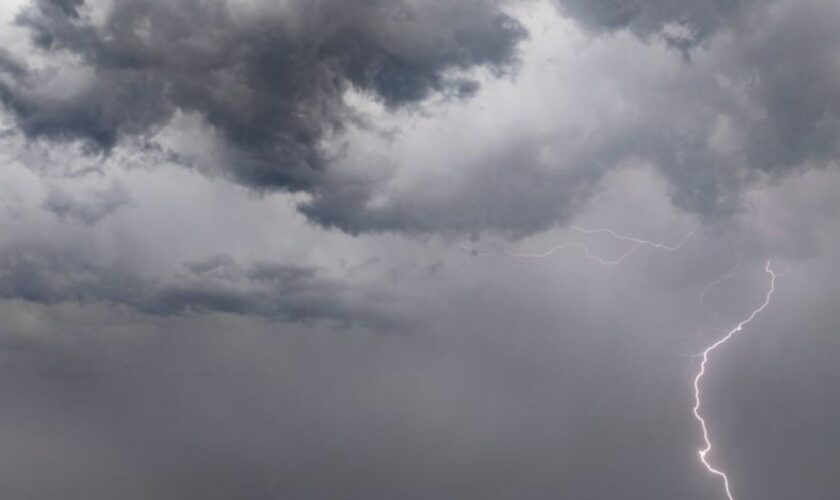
[2,0,840,235]
[302,0,840,234]
[0,0,524,192]
[0,1,839,499]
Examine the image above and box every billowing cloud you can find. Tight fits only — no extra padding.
[3,0,840,237]
[303,0,840,234]
[0,0,524,192]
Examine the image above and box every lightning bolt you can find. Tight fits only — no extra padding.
[462,225,779,500]
[692,260,777,500]
[461,225,696,264]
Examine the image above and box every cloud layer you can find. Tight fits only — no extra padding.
[2,0,840,236]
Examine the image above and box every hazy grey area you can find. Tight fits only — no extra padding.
[0,1,838,499]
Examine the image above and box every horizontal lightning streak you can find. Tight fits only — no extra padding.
[461,226,696,264]
[692,260,777,500]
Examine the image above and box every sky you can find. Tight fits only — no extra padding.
[0,0,839,499]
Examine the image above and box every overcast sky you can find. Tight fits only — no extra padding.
[0,1,839,499]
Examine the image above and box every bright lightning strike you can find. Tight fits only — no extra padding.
[462,224,782,500]
[692,260,777,500]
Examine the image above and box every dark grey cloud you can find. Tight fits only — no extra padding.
[554,0,754,51]
[0,243,403,328]
[0,0,524,192]
[42,182,133,224]
[540,0,840,214]
[303,0,840,235]
[731,1,840,173]
[0,0,837,239]
[650,0,840,215]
